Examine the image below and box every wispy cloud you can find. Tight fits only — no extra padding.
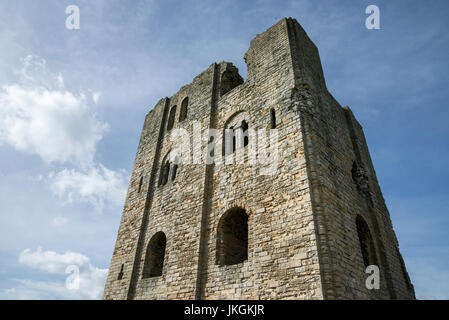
[0,54,128,213]
[0,247,108,300]
[49,164,128,212]
[0,55,108,167]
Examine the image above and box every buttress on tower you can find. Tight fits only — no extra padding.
[103,18,415,300]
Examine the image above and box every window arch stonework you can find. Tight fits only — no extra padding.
[223,111,250,156]
[159,151,179,186]
[355,215,377,268]
[216,207,249,266]
[142,232,167,278]
[167,105,177,131]
[179,97,188,122]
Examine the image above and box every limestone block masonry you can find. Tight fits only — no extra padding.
[103,18,415,300]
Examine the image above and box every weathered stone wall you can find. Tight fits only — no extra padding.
[103,17,414,300]
[285,18,414,299]
[102,97,168,299]
[197,19,323,300]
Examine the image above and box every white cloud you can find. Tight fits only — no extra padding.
[0,279,75,300]
[0,247,108,300]
[0,54,128,212]
[51,216,69,227]
[89,89,101,105]
[0,55,108,167]
[19,247,91,273]
[56,73,64,89]
[49,164,128,212]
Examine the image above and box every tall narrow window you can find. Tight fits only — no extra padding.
[223,112,250,156]
[241,120,249,147]
[231,127,236,153]
[216,207,248,266]
[179,97,188,122]
[137,176,143,193]
[356,215,377,268]
[270,108,276,129]
[143,232,166,278]
[159,153,180,186]
[171,163,178,181]
[117,264,124,280]
[167,105,177,131]
[159,161,170,186]
[224,127,236,155]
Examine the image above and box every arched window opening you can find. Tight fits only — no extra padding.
[241,120,249,147]
[270,108,277,129]
[117,264,124,280]
[224,127,235,155]
[230,126,237,153]
[216,208,248,266]
[143,232,166,278]
[171,163,178,181]
[137,176,143,193]
[159,153,180,186]
[223,111,250,156]
[356,215,377,268]
[159,161,170,186]
[167,105,177,131]
[179,97,188,122]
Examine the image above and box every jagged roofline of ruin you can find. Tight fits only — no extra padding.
[146,18,314,116]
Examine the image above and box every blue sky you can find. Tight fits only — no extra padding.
[0,0,448,299]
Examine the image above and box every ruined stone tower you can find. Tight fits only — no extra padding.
[103,18,415,300]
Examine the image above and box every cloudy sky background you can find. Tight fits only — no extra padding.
[0,0,448,299]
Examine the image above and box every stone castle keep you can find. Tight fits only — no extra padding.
[103,18,415,300]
